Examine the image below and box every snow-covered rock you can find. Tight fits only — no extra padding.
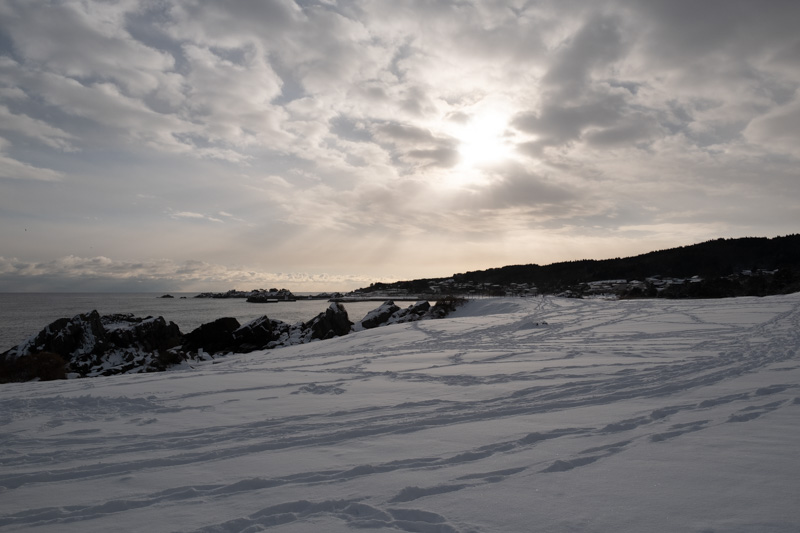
[1,299,464,381]
[305,301,353,340]
[0,311,184,378]
[354,299,452,330]
[231,316,274,352]
[357,301,401,330]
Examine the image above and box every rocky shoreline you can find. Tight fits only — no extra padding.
[0,298,464,382]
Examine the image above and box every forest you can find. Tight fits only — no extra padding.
[360,235,800,298]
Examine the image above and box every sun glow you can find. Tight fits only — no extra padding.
[453,110,515,169]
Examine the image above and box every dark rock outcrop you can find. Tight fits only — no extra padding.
[4,310,107,362]
[358,301,402,329]
[231,316,274,353]
[182,317,241,355]
[428,296,466,317]
[0,311,185,380]
[406,300,431,318]
[0,351,67,383]
[245,294,275,303]
[306,302,353,340]
[246,289,296,303]
[354,300,434,330]
[103,314,183,353]
[1,297,464,381]
[196,288,296,301]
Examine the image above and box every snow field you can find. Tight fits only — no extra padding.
[1,294,799,532]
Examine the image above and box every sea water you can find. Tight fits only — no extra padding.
[0,293,399,352]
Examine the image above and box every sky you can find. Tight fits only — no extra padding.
[0,0,798,292]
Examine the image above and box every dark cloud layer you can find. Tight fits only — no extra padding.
[0,0,798,290]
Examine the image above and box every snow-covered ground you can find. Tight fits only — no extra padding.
[2,295,799,533]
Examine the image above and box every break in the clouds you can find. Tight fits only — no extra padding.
[0,0,798,291]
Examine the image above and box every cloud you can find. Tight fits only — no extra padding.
[180,43,289,148]
[371,121,460,169]
[172,211,205,219]
[2,0,177,97]
[0,153,63,182]
[0,0,798,290]
[583,112,663,148]
[541,13,626,98]
[171,211,227,224]
[0,137,63,181]
[743,98,800,155]
[9,65,196,153]
[629,0,800,70]
[0,255,388,292]
[0,105,78,151]
[475,166,579,210]
[513,91,629,152]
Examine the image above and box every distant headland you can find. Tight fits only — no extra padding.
[348,235,800,300]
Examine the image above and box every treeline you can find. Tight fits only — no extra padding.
[648,269,798,299]
[455,235,800,293]
[363,235,800,298]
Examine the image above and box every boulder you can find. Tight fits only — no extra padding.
[355,300,432,330]
[183,317,241,355]
[0,296,463,381]
[3,310,107,362]
[357,301,401,330]
[232,316,274,352]
[0,351,67,383]
[306,302,352,340]
[406,300,431,317]
[103,314,183,352]
[0,311,187,380]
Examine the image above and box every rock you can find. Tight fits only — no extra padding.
[232,316,274,352]
[306,302,353,340]
[406,300,431,317]
[196,288,297,301]
[429,296,466,318]
[246,288,296,303]
[357,301,401,329]
[103,314,183,353]
[245,293,277,303]
[354,300,432,330]
[0,311,187,380]
[159,294,174,298]
[0,351,67,383]
[195,290,250,299]
[0,296,465,381]
[183,317,241,355]
[3,310,107,362]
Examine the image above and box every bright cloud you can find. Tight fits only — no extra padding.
[0,255,389,292]
[0,0,798,290]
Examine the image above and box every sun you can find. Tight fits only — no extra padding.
[452,110,515,169]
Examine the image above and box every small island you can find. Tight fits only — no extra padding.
[194,288,337,303]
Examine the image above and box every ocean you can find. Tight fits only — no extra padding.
[0,293,399,352]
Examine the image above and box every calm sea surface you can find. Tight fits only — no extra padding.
[0,293,397,352]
